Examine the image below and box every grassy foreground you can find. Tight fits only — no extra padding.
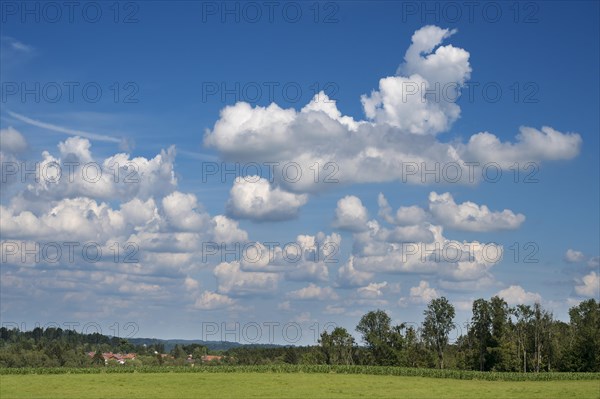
[2,372,600,399]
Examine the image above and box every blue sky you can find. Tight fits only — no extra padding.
[1,1,598,344]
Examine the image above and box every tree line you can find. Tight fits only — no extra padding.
[228,298,599,372]
[1,298,598,372]
[316,297,599,372]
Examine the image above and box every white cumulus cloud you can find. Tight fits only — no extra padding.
[214,261,280,296]
[332,195,370,231]
[287,283,339,300]
[564,249,585,263]
[203,26,581,196]
[336,256,375,288]
[193,291,235,310]
[496,285,541,305]
[357,281,388,299]
[226,176,308,221]
[428,192,525,232]
[399,280,439,306]
[574,272,599,298]
[0,127,28,153]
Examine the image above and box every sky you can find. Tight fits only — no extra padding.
[0,1,598,345]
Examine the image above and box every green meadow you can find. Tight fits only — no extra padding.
[2,371,599,399]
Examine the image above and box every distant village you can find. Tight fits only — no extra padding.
[87,352,224,365]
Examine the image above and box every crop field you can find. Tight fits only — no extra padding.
[1,367,599,399]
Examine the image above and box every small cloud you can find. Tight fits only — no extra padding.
[429,192,525,232]
[323,305,345,315]
[574,272,599,298]
[332,195,369,232]
[399,280,438,306]
[184,277,200,291]
[454,300,474,311]
[496,285,541,305]
[2,36,33,53]
[287,283,339,300]
[564,249,585,263]
[0,127,28,153]
[291,312,313,323]
[193,291,235,310]
[357,282,388,299]
[226,177,307,222]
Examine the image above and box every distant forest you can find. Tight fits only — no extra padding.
[1,298,598,372]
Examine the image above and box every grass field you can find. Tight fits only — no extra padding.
[2,372,599,399]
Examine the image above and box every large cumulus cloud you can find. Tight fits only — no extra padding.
[204,25,581,198]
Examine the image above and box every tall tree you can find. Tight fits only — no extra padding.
[356,310,391,346]
[532,302,552,372]
[470,298,492,371]
[423,297,456,369]
[488,296,510,369]
[355,310,403,365]
[567,299,600,371]
[319,327,355,365]
[403,326,421,368]
[513,304,533,372]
